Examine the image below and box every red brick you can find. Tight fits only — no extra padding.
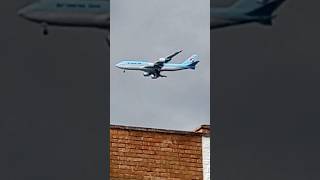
[110,128,203,179]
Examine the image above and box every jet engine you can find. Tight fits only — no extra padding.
[158,58,166,62]
[151,74,157,79]
[143,72,151,76]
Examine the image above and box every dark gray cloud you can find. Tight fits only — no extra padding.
[110,0,210,131]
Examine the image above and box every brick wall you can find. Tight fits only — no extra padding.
[110,125,204,179]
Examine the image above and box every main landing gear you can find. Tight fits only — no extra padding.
[42,22,48,35]
[106,37,110,45]
[106,31,110,45]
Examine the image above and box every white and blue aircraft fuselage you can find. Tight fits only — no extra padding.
[115,51,199,79]
[18,0,110,42]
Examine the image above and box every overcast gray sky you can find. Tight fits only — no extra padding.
[110,0,210,131]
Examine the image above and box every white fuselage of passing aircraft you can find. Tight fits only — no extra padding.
[18,0,110,42]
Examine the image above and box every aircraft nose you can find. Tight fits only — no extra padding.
[17,4,35,19]
[17,6,28,17]
[17,8,26,17]
[17,6,30,18]
[115,63,122,68]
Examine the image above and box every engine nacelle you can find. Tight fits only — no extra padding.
[151,74,157,79]
[158,58,166,62]
[143,72,151,76]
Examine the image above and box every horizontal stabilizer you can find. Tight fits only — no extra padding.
[188,61,199,70]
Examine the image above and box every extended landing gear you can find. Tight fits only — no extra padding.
[41,22,48,36]
[106,37,110,45]
[43,29,48,35]
[106,36,110,46]
[105,31,110,45]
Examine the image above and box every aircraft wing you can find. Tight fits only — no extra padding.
[164,50,183,62]
[211,20,253,29]
[153,50,183,67]
[143,50,183,71]
[143,63,162,71]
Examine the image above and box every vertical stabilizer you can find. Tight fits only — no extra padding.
[182,55,199,70]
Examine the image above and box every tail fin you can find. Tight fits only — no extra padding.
[231,0,286,16]
[247,0,286,16]
[182,55,199,70]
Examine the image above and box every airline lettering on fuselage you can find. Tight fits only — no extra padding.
[128,62,142,65]
[56,3,102,8]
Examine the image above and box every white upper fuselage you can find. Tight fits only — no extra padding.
[18,0,110,29]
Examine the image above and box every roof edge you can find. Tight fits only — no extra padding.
[110,124,205,136]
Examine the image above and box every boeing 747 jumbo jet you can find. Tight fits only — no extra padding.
[211,0,287,29]
[18,0,110,44]
[115,50,200,79]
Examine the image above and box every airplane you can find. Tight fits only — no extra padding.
[115,50,200,79]
[17,0,110,44]
[211,0,287,30]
